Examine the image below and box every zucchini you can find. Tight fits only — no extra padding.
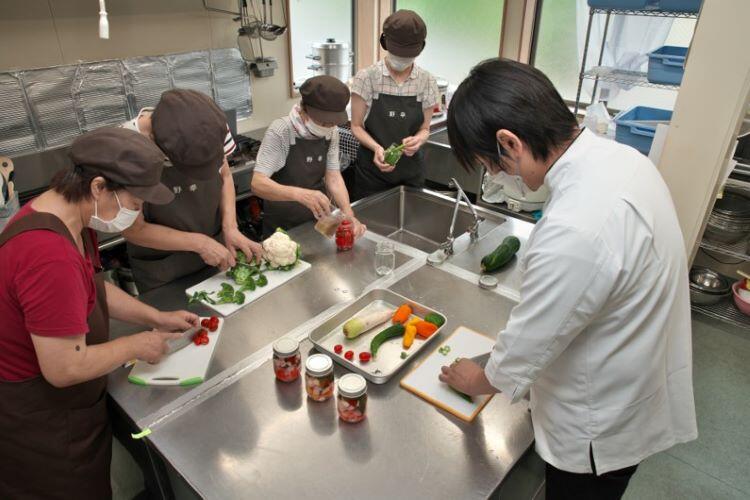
[480,236,520,273]
[370,324,406,357]
[424,313,445,327]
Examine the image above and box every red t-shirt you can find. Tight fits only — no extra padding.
[0,203,99,381]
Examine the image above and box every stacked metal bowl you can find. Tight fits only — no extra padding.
[704,188,750,244]
[689,267,731,305]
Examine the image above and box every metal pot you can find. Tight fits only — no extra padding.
[306,38,352,83]
[689,266,730,305]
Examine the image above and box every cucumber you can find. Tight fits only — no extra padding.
[480,236,521,273]
[370,324,406,357]
[424,313,445,327]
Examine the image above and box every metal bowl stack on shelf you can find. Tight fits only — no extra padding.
[703,188,750,244]
[689,267,731,305]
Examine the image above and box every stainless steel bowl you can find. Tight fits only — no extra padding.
[689,267,731,305]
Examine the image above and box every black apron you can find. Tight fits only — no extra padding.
[355,93,426,199]
[0,213,112,500]
[127,165,223,292]
[262,132,330,237]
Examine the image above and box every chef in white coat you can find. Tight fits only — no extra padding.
[440,59,697,500]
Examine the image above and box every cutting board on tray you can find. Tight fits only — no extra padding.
[128,317,224,386]
[400,326,495,422]
[185,260,311,317]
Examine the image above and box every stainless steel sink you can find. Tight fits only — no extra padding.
[353,186,505,253]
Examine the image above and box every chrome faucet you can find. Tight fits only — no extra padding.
[431,178,484,262]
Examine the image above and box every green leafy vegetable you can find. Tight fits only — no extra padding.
[438,345,451,356]
[383,143,405,166]
[400,352,408,360]
[189,291,216,305]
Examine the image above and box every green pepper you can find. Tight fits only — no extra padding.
[383,143,405,166]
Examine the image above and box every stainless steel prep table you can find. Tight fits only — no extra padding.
[107,195,538,498]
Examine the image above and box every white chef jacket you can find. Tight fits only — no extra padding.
[485,128,697,474]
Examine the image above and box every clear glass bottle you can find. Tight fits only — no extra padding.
[272,337,301,383]
[374,240,395,276]
[305,354,334,402]
[337,373,367,423]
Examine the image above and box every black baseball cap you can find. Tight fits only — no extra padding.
[300,75,350,125]
[69,128,174,205]
[151,89,226,181]
[381,10,427,57]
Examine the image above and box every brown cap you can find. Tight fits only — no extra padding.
[151,89,226,181]
[69,128,174,205]
[299,76,350,125]
[381,10,426,57]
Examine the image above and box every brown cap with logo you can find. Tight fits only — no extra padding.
[151,89,226,181]
[300,75,350,125]
[381,9,427,57]
[69,127,174,205]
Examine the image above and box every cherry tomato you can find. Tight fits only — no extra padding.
[201,336,210,345]
[344,350,354,361]
[201,319,210,328]
[334,344,343,354]
[207,317,219,332]
[359,352,371,363]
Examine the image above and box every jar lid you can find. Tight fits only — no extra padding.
[305,353,333,376]
[337,373,367,398]
[478,275,498,290]
[272,337,299,356]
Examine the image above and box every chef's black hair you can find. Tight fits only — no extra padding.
[447,58,578,172]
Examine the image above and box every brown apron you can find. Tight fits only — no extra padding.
[127,164,223,292]
[262,129,330,237]
[0,213,112,500]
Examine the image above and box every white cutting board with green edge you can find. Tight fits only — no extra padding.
[185,260,311,317]
[128,317,224,387]
[400,326,495,422]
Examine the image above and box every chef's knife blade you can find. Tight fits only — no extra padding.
[166,326,198,354]
[469,352,491,368]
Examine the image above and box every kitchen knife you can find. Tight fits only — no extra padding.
[166,326,198,354]
[469,351,491,368]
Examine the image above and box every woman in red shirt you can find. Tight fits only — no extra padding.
[0,128,199,499]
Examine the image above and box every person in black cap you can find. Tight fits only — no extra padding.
[252,75,366,237]
[121,89,263,292]
[350,9,439,199]
[0,127,199,499]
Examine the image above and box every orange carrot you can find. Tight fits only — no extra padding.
[392,304,413,324]
[415,321,438,338]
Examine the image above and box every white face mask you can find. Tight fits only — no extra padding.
[388,54,415,72]
[306,119,335,139]
[496,141,529,196]
[121,117,140,133]
[88,191,140,233]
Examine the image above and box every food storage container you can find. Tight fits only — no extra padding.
[337,373,367,423]
[335,219,354,251]
[305,354,334,401]
[272,337,301,382]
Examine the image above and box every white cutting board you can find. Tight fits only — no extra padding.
[185,260,311,317]
[128,317,224,386]
[400,326,495,422]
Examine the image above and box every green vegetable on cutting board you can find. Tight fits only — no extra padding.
[480,236,521,273]
[370,324,406,357]
[383,143,405,166]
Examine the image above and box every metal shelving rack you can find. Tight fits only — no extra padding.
[574,7,698,114]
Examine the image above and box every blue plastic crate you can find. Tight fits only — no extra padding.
[613,106,673,154]
[647,45,687,85]
[587,0,651,8]
[657,0,702,12]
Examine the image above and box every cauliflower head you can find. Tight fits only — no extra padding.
[262,231,300,268]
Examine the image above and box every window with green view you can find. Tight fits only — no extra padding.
[396,0,505,86]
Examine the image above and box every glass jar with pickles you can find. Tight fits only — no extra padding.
[304,354,334,401]
[272,337,301,382]
[337,373,367,423]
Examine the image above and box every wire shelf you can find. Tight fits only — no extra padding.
[591,8,699,18]
[692,297,750,329]
[583,68,680,90]
[700,238,750,261]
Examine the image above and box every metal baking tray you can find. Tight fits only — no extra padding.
[309,289,446,384]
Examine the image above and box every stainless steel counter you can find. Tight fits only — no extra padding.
[108,188,538,498]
